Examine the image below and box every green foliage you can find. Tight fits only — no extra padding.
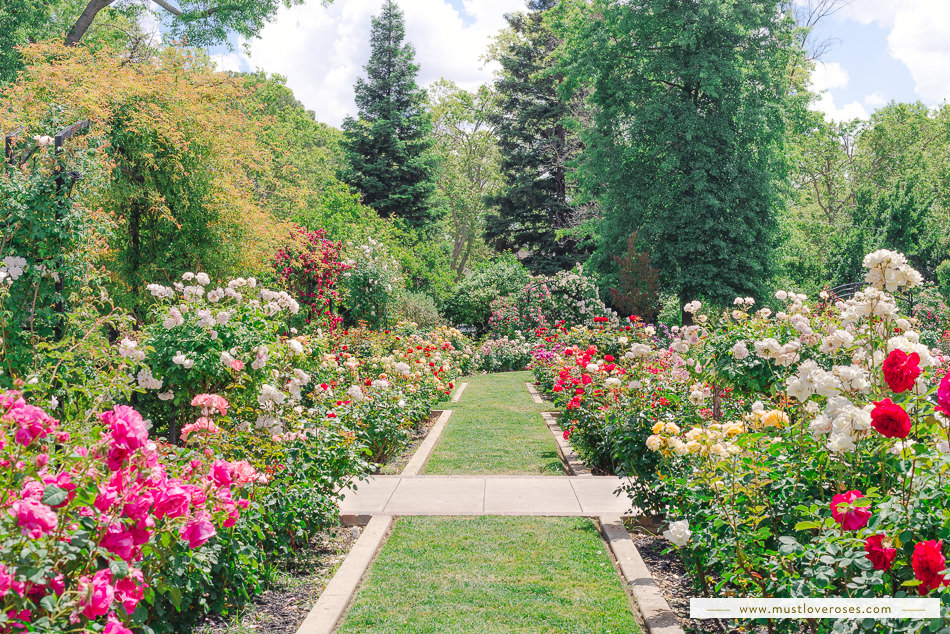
[428,79,502,277]
[555,0,797,307]
[937,260,950,300]
[443,254,530,330]
[485,2,590,274]
[394,291,443,328]
[340,0,438,231]
[341,239,404,329]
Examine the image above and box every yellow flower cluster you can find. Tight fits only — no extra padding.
[745,408,789,430]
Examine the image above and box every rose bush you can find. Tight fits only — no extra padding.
[532,250,950,630]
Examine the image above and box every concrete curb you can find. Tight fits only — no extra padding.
[400,409,453,476]
[524,381,545,404]
[599,515,685,634]
[296,515,394,634]
[450,381,468,403]
[540,411,591,476]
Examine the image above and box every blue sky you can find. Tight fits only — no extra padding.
[204,0,950,126]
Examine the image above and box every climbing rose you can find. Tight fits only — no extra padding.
[912,540,949,596]
[830,490,871,531]
[882,349,921,393]
[864,534,897,571]
[871,398,912,439]
[104,614,132,634]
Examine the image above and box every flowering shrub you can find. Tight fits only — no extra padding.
[533,250,950,624]
[272,225,350,331]
[474,336,534,373]
[0,394,252,633]
[487,266,615,338]
[341,239,403,329]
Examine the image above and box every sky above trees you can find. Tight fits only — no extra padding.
[206,0,950,126]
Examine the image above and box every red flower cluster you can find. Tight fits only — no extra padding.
[864,534,896,571]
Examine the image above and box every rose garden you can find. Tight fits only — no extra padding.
[3,0,950,633]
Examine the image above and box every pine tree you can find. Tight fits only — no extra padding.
[341,0,437,231]
[485,0,590,275]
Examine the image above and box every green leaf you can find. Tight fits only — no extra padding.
[794,520,820,531]
[41,485,67,507]
[109,559,129,579]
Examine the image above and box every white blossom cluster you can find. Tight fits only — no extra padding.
[753,338,801,367]
[863,249,923,292]
[258,383,286,410]
[287,369,311,400]
[0,256,27,284]
[118,338,146,362]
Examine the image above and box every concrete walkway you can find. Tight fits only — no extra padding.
[339,474,633,524]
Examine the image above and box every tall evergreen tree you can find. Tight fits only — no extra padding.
[485,0,590,275]
[556,0,798,308]
[341,0,437,231]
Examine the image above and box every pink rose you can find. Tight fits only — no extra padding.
[230,359,244,371]
[79,569,114,618]
[0,565,12,597]
[938,371,950,416]
[229,460,260,486]
[95,485,119,513]
[115,568,146,615]
[154,482,189,519]
[104,613,132,634]
[102,405,149,451]
[830,490,872,531]
[122,491,154,520]
[9,404,57,446]
[191,394,229,416]
[210,460,232,487]
[10,499,57,539]
[100,524,137,561]
[181,513,216,549]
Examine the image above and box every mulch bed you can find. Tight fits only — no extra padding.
[196,526,362,633]
[628,533,725,634]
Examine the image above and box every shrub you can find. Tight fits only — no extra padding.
[394,292,444,329]
[937,259,950,301]
[272,225,350,331]
[341,239,403,329]
[444,255,529,331]
[609,231,661,324]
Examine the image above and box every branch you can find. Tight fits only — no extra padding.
[66,0,115,45]
[152,0,183,16]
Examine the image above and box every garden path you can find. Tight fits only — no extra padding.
[299,373,679,634]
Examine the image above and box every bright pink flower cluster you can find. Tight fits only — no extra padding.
[0,392,259,632]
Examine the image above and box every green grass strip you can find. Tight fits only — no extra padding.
[424,371,562,475]
[337,516,642,634]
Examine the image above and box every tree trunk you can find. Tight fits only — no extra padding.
[66,0,114,45]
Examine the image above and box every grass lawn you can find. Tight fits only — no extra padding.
[424,371,562,475]
[336,516,641,634]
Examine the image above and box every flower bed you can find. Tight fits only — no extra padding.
[1,273,468,633]
[532,251,950,628]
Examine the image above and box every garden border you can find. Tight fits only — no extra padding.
[295,515,394,634]
[400,409,453,476]
[449,381,468,403]
[524,381,545,404]
[540,411,590,476]
[600,515,685,634]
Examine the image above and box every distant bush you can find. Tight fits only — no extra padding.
[444,255,530,331]
[395,292,444,328]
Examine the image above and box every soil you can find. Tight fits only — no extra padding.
[195,526,362,634]
[374,411,439,475]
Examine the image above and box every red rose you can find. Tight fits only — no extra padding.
[912,540,949,596]
[864,534,896,571]
[830,490,871,531]
[882,349,921,393]
[871,398,912,439]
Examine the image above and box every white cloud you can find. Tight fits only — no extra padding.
[215,0,525,126]
[839,0,950,103]
[864,91,887,108]
[809,61,869,121]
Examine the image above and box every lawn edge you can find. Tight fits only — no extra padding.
[541,411,590,476]
[296,515,394,634]
[599,515,685,634]
[401,409,453,476]
[449,381,468,402]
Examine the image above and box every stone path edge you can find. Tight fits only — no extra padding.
[296,514,394,634]
[401,409,453,476]
[450,381,468,403]
[541,411,591,476]
[600,515,685,634]
[524,381,545,404]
